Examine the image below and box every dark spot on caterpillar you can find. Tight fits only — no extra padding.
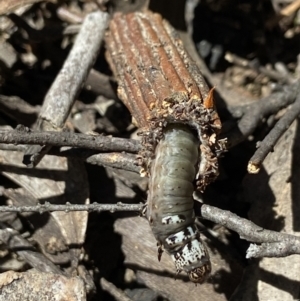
[178,214,186,221]
[183,228,190,237]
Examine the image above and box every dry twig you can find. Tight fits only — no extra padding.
[0,202,142,214]
[248,92,300,173]
[267,0,300,28]
[226,81,300,148]
[200,205,300,259]
[0,126,141,154]
[1,202,299,259]
[25,10,109,167]
[225,52,295,85]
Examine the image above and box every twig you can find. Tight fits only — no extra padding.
[55,148,140,173]
[25,10,109,167]
[1,202,299,258]
[0,143,140,173]
[0,202,143,213]
[0,126,141,154]
[56,6,83,24]
[85,152,140,173]
[226,81,300,148]
[38,10,109,129]
[0,224,64,275]
[246,240,300,258]
[267,0,300,29]
[200,204,300,258]
[248,92,300,173]
[225,52,295,85]
[100,278,134,301]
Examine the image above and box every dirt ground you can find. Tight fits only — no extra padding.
[0,0,299,300]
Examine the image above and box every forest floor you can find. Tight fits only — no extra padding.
[0,0,299,300]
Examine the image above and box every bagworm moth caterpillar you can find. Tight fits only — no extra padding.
[105,11,225,283]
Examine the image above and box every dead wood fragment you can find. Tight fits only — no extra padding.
[105,11,225,191]
[0,126,141,157]
[0,202,142,214]
[25,10,109,167]
[267,0,300,29]
[243,119,300,300]
[226,81,300,148]
[200,205,300,258]
[225,52,295,85]
[1,201,299,259]
[0,143,140,173]
[85,152,139,173]
[248,92,300,173]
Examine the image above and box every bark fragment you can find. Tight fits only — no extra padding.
[105,11,226,191]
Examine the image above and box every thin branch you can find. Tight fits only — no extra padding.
[246,240,300,258]
[267,0,300,29]
[248,92,300,173]
[25,10,109,167]
[38,10,109,129]
[200,204,300,258]
[55,148,140,173]
[0,126,141,154]
[1,202,299,258]
[225,52,295,84]
[0,143,140,173]
[85,152,140,173]
[0,202,143,213]
[226,81,300,148]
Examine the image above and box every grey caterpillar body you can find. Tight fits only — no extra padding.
[105,11,226,284]
[146,124,211,283]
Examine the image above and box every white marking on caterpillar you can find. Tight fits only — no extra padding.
[162,215,186,225]
[146,124,211,284]
[165,226,196,246]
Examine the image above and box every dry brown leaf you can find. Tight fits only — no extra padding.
[0,269,86,301]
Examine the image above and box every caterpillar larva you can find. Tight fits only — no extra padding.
[105,10,226,283]
[147,123,211,283]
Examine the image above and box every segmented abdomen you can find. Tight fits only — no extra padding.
[147,124,211,283]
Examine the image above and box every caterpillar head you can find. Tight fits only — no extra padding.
[188,263,211,284]
[171,232,211,284]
